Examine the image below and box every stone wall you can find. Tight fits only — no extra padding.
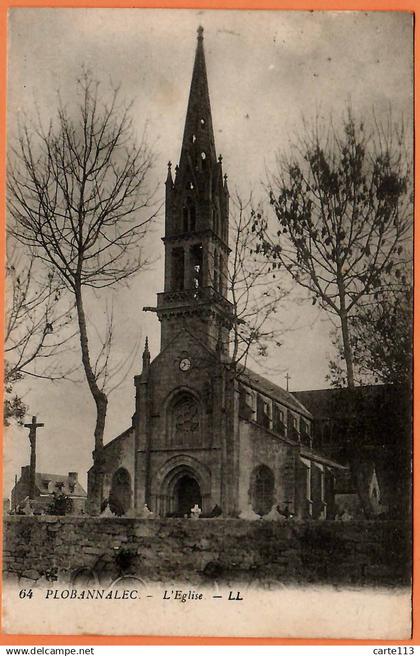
[102,429,135,502]
[3,516,411,588]
[238,420,296,513]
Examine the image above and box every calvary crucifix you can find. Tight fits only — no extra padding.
[24,416,44,499]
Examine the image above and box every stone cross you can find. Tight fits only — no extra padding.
[190,504,202,520]
[24,416,44,500]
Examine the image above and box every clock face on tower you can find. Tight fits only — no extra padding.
[179,358,191,372]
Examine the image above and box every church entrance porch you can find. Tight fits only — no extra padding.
[151,455,212,517]
[174,475,202,516]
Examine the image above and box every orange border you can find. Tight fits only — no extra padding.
[0,0,417,647]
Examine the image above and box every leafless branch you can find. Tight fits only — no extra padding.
[256,106,412,387]
[7,70,157,511]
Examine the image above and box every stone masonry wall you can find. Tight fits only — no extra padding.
[238,420,296,514]
[3,516,410,588]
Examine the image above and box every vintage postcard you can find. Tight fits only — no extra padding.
[2,8,414,638]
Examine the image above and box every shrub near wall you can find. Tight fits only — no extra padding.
[3,516,411,588]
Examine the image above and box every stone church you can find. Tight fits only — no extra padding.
[90,27,345,519]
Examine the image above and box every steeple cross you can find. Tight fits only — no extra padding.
[285,373,291,392]
[24,416,44,499]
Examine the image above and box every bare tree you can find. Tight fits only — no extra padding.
[256,109,411,389]
[4,245,76,425]
[328,283,413,387]
[8,72,157,512]
[227,194,287,372]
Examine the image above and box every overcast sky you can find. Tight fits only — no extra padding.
[5,9,413,495]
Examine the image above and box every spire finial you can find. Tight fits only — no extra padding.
[224,172,229,196]
[218,154,223,164]
[197,25,204,40]
[142,336,151,373]
[165,161,173,186]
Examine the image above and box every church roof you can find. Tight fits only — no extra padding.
[299,446,348,470]
[239,367,312,418]
[293,383,407,420]
[94,427,134,466]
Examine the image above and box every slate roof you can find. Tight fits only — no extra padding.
[103,426,133,450]
[299,446,348,470]
[35,472,87,498]
[293,384,408,421]
[239,367,312,418]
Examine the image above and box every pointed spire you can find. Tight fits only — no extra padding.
[179,26,217,169]
[223,172,229,196]
[142,336,150,372]
[165,161,173,186]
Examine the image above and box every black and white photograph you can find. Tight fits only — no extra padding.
[3,8,414,637]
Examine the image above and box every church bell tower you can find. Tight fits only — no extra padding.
[157,27,232,353]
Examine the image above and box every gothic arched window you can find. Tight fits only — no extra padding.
[190,204,196,231]
[182,198,196,233]
[213,250,219,290]
[110,467,132,515]
[218,254,224,293]
[250,465,275,516]
[213,208,220,235]
[171,392,201,446]
[171,247,184,291]
[182,206,189,232]
[190,244,203,288]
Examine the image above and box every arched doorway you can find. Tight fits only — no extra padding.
[174,475,202,516]
[109,468,132,515]
[152,455,212,516]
